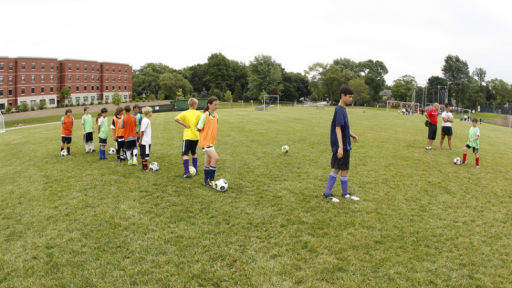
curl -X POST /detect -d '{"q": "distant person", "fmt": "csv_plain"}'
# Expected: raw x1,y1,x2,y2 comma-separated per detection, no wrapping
81,107,95,153
97,108,109,160
459,118,480,168
139,107,153,172
480,117,482,124
323,86,360,202
421,107,425,116
425,103,439,150
464,115,467,122
439,103,454,150
197,97,220,188
460,114,463,122
175,98,202,178
60,109,74,156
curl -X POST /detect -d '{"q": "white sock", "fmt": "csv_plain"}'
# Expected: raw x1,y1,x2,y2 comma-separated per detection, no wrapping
133,149,138,162
126,151,132,161
85,144,89,151
90,142,94,150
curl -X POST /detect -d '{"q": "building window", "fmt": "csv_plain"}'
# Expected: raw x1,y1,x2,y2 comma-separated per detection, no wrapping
106,76,109,81
96,76,99,81
76,75,79,81
41,75,45,82
68,75,71,81
32,75,35,82
41,63,45,70
105,95,109,101
106,66,109,72
76,86,79,92
97,66,99,72
32,63,35,69
118,86,121,91
124,95,127,100
49,99,55,105
84,65,87,71
21,76,25,82
9,64,13,71
41,87,45,93
0,103,4,110
67,98,71,104
75,97,80,103
68,86,71,90
83,96,88,102
9,89,13,96
50,86,54,93
105,86,108,91
125,77,127,82
112,86,115,91
119,67,121,72
112,67,115,73
21,88,25,95
96,86,99,91
91,96,95,102
51,75,54,82
84,86,87,92
31,87,35,94
0,76,2,83
76,64,80,71
22,63,25,70
0,63,3,70
91,86,95,91
84,75,87,81
68,64,71,71
0,89,3,96
125,68,127,73
92,65,95,71
51,63,54,70
30,100,36,107
9,76,12,84
124,86,127,91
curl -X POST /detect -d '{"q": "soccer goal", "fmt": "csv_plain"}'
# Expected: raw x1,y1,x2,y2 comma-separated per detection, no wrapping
0,110,5,133
255,95,279,111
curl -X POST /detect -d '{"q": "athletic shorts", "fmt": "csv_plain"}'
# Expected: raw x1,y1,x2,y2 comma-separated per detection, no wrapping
202,146,215,152
465,144,478,153
140,144,151,159
61,136,72,144
441,126,453,137
331,149,350,171
182,140,199,156
124,139,137,151
116,137,125,150
99,137,107,145
83,132,93,143
428,123,437,140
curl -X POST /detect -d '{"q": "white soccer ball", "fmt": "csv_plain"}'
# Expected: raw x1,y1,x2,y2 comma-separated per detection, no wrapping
282,145,289,154
214,179,228,192
189,166,196,176
108,148,116,154
454,157,461,165
149,162,159,171
60,150,68,157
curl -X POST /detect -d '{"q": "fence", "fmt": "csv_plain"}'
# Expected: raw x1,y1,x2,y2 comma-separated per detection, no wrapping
479,105,512,115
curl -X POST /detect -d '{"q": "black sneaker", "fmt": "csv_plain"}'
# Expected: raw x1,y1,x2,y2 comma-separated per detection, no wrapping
323,194,340,202
182,173,192,178
92,149,96,152
461,161,467,164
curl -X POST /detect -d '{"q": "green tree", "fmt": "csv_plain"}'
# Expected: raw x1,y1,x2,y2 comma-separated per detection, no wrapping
393,75,418,87
204,53,233,91
134,63,175,96
59,86,72,103
229,60,249,96
442,55,471,108
112,89,122,106
37,100,46,110
19,102,29,112
306,63,345,104
348,78,369,106
248,55,283,100
209,88,223,100
426,76,448,104
333,58,361,73
488,78,512,106
159,72,193,99
224,90,232,102
158,92,165,100
391,83,414,102
176,89,185,100
359,59,388,102
149,94,156,101
233,82,242,102
199,87,208,98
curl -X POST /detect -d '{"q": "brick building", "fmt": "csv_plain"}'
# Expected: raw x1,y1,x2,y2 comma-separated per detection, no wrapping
0,56,132,110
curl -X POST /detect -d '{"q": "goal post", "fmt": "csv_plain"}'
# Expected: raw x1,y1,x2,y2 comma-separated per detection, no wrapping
255,95,279,111
0,110,5,133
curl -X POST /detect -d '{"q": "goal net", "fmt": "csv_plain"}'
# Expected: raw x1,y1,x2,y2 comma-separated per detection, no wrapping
0,110,4,133
255,95,279,111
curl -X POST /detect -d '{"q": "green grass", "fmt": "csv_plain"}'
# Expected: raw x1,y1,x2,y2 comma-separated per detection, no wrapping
1,106,511,287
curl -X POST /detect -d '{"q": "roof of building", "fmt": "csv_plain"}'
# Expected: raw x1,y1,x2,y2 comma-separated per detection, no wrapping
14,56,59,60
379,89,392,96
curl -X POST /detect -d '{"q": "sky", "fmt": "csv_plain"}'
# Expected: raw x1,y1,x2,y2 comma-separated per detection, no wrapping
3,0,512,85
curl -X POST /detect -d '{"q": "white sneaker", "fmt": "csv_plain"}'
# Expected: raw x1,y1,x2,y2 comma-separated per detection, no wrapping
343,193,360,201
323,194,340,202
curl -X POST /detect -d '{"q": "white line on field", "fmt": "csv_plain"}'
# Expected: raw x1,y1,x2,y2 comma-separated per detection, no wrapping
5,120,77,131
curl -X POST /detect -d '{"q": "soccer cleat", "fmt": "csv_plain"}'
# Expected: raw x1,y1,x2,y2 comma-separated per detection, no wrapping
206,179,215,188
133,160,139,166
439,148,442,150
429,148,433,150
461,161,466,164
450,149,455,151
343,193,360,201
475,165,480,168
117,159,121,163
86,150,90,154
323,194,340,202
92,149,96,152
182,173,192,178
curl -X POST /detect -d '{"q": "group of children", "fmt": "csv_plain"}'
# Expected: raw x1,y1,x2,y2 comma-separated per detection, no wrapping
60,104,154,172
60,97,221,187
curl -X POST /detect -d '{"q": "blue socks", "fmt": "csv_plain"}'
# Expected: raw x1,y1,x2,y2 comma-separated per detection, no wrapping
324,171,338,196
209,166,216,182
340,176,349,196
192,157,198,171
183,159,189,174
100,148,105,159
204,167,210,184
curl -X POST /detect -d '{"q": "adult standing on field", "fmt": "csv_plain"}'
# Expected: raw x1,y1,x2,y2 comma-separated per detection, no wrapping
425,103,439,150
439,103,454,150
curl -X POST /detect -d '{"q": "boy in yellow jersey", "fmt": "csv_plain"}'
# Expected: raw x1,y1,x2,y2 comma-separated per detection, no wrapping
175,98,202,178
197,97,219,187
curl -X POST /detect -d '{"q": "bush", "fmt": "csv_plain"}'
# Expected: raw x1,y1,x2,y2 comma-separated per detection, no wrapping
129,99,133,103
158,93,165,100
65,104,69,107
98,101,103,105
90,101,94,105
105,100,109,104
37,101,47,110
5,105,13,114
70,103,75,107
149,94,156,101
142,99,146,102
81,103,86,106
15,105,21,112
19,102,29,112
31,105,36,111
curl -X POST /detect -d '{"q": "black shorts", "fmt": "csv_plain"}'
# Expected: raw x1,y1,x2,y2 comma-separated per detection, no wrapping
465,144,478,153
99,137,107,145
116,138,124,150
124,139,137,151
331,149,350,171
428,123,437,140
181,140,199,156
441,126,453,137
140,144,151,159
61,136,72,144
83,132,93,143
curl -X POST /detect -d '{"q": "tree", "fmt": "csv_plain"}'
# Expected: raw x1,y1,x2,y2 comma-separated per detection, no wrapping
472,68,487,87
442,55,471,108
176,89,185,100
393,75,417,87
204,53,233,91
149,94,156,101
233,82,242,102
159,72,193,99
488,78,512,106
359,60,388,102
224,90,232,102
247,55,283,100
59,86,72,103
112,89,122,106
209,88,223,100
348,78,369,106
133,63,175,96
306,63,346,104
391,83,414,102
158,92,165,100
426,76,448,104
199,87,208,98
333,58,361,74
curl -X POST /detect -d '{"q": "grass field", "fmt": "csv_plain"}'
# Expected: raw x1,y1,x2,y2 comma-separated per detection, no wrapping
1,106,511,287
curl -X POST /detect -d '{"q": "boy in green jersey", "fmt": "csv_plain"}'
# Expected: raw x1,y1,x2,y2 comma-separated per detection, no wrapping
81,107,95,153
97,108,109,160
461,118,480,167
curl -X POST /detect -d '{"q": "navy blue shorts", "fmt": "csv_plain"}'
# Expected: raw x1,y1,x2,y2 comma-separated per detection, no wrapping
140,144,151,159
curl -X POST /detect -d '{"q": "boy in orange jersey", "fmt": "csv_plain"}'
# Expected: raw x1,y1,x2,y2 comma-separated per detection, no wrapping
196,97,219,187
60,109,74,156
120,105,139,166
111,107,125,163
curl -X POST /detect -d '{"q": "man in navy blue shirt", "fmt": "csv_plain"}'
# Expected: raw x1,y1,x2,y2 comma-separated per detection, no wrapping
324,86,360,202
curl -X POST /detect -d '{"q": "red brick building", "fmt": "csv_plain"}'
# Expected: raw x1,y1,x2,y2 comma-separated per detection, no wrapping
0,56,132,110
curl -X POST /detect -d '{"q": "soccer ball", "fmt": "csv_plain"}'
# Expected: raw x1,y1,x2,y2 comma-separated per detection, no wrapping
149,162,159,171
214,179,228,192
108,148,116,154
454,157,461,165
282,145,289,154
189,166,196,176
60,150,68,157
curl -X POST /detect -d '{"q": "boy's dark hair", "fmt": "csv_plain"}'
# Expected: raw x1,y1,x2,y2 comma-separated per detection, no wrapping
96,112,102,122
445,103,450,108
472,118,478,123
133,104,140,109
203,97,218,113
340,85,354,97
101,108,108,113
115,107,124,116
65,109,72,115
124,105,131,113
83,106,89,112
